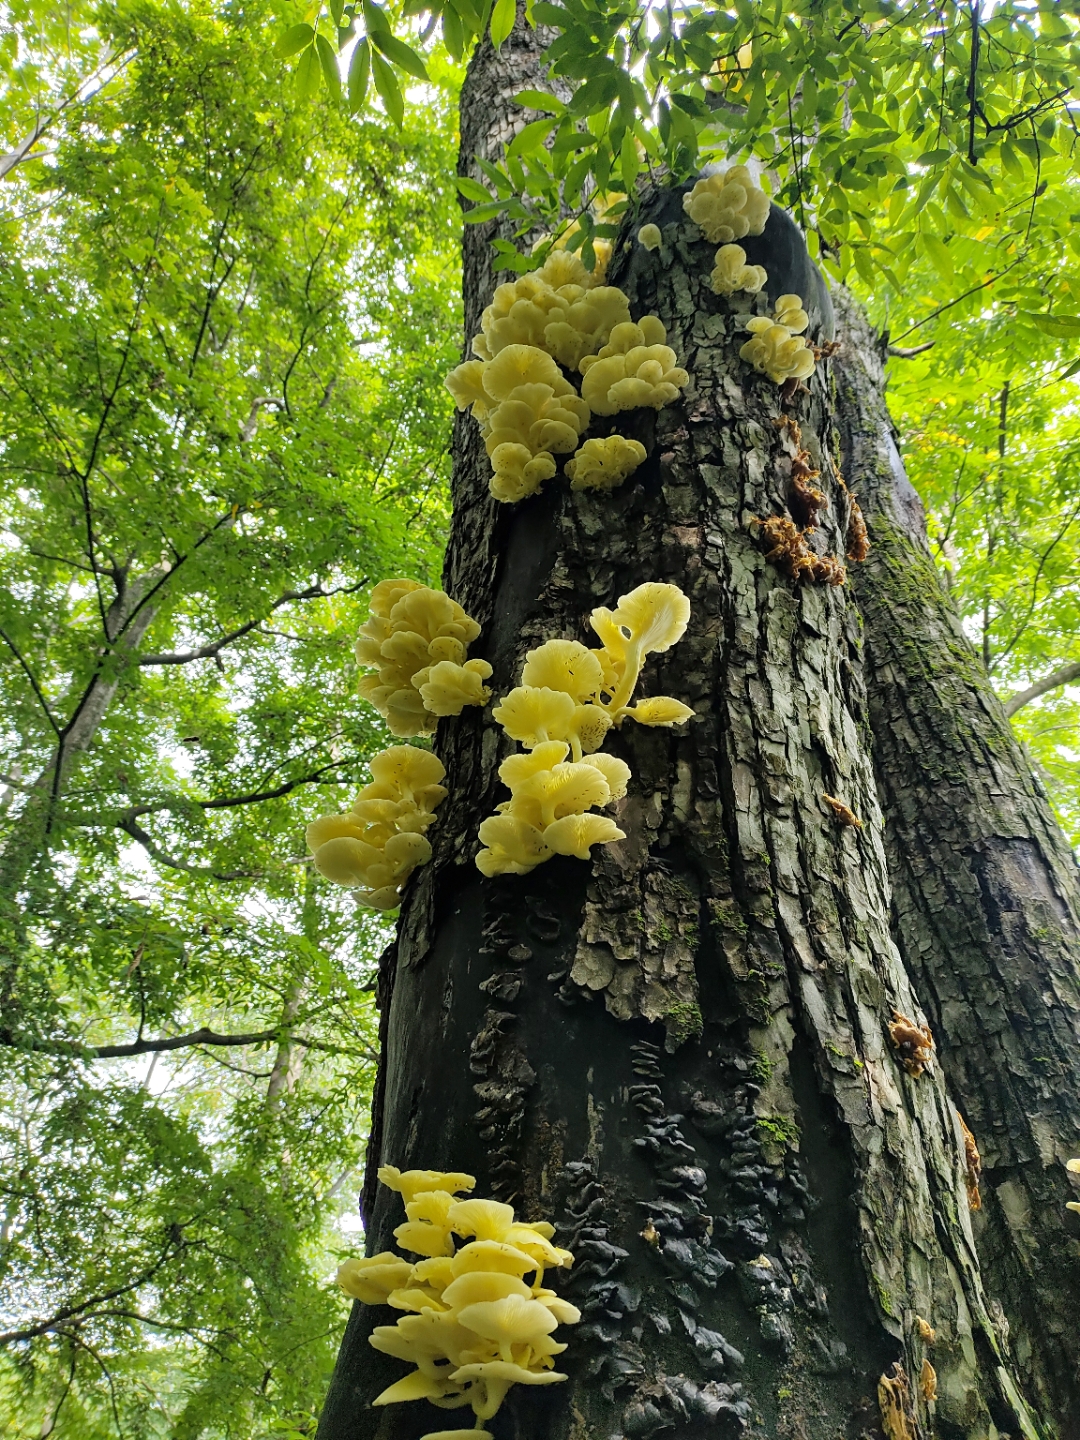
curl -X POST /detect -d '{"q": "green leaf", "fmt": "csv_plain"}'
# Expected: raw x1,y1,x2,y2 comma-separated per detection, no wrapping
369,30,429,80
514,88,567,114
1055,356,1080,384
463,200,509,224
456,176,493,202
274,23,314,58
922,234,954,280
1020,312,1080,337
329,0,346,25
619,127,639,193
507,117,557,158
296,44,322,99
361,0,392,34
316,35,342,104
348,37,371,110
442,4,465,59
370,48,404,126
490,0,516,48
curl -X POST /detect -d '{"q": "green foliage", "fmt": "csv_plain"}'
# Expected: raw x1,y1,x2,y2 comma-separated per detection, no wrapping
0,0,461,1430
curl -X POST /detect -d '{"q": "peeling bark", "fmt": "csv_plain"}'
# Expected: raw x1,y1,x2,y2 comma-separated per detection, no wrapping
834,289,1080,1435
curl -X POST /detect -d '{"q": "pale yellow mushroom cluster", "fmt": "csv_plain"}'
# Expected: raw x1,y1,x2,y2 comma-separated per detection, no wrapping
683,164,771,243
637,222,662,251
476,583,693,877
305,746,447,908
1068,1157,1080,1214
564,435,647,492
709,242,768,297
355,579,491,737
740,294,816,384
444,248,688,505
338,1167,578,1433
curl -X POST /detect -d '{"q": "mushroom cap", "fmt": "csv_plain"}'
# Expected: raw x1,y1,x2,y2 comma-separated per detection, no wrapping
498,741,571,790
419,1432,494,1440
368,578,424,618
608,581,691,654
368,745,447,795
637,222,662,250
378,1166,476,1202
570,704,614,754
449,1360,567,1386
447,1197,516,1241
534,1289,582,1324
582,751,631,799
311,835,381,887
337,1253,416,1303
417,660,491,717
492,686,576,747
305,814,366,854
543,813,625,860
456,1295,559,1345
450,1240,539,1277
622,696,695,727
406,1189,459,1226
521,639,604,701
475,815,552,876
441,1272,532,1310
565,435,646,491
516,761,611,821
372,1369,461,1406
394,1219,456,1258
482,344,564,400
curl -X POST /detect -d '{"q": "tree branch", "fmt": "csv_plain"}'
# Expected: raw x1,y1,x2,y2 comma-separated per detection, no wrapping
0,626,62,736
0,1025,375,1062
0,1241,178,1346
136,578,367,666
116,815,256,880
1002,661,1080,717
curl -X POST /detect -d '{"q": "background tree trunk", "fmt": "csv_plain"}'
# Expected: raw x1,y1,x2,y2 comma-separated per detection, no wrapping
833,292,1080,1435
317,27,1059,1440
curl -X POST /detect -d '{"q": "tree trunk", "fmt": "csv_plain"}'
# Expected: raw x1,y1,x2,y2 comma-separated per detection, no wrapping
317,27,1060,1440
833,291,1080,1435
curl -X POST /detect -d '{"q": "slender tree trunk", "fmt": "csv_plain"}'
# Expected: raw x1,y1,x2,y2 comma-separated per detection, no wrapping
833,290,1080,1435
317,28,1061,1440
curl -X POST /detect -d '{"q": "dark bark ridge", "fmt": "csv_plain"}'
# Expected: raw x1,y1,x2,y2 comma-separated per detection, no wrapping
834,291,1080,1436
319,160,1051,1440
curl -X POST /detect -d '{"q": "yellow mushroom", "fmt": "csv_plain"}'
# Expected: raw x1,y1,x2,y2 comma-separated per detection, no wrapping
773,293,809,333
492,686,577,747
637,222,662,251
337,1253,416,1304
618,696,695,726
475,814,553,877
739,317,816,384
580,344,689,416
565,435,647,492
521,639,605,700
682,164,770,243
543,812,625,859
709,242,768,296
378,1167,476,1202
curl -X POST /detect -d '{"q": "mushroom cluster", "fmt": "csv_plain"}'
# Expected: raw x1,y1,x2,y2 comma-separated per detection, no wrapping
1066,1157,1079,1214
355,579,491,737
740,294,816,385
683,164,771,243
477,582,693,877
565,434,647,492
709,242,768,297
337,1167,578,1434
445,248,688,504
305,746,447,908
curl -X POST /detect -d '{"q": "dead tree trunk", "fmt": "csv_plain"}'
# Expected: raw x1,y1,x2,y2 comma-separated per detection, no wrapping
833,290,1080,1436
316,26,1063,1440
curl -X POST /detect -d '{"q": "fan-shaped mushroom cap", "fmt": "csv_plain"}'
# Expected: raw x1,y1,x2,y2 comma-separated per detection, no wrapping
534,1289,582,1324
489,443,557,504
516,761,611,823
416,659,493,717
337,1253,416,1303
565,434,646,491
739,321,815,384
372,1369,460,1406
420,1432,494,1440
609,582,691,654
569,704,614,754
637,223,662,251
543,813,625,859
378,1167,476,1202
773,293,809,334
622,696,695,726
368,578,424,618
369,745,447,796
498,741,571,790
521,639,604,700
482,344,564,400
305,814,366,853
475,815,552,877
709,242,768,297
457,1295,560,1345
447,1197,517,1241
444,359,492,418
394,1219,456,1258
383,831,433,871
311,836,381,887
405,1189,459,1226
386,1285,451,1312
440,1272,532,1310
492,686,577,746
449,1360,567,1386
582,752,631,799
450,1241,539,1277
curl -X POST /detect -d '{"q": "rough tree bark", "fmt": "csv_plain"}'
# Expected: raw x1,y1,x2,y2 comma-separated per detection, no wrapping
833,295,1080,1435
317,24,1072,1440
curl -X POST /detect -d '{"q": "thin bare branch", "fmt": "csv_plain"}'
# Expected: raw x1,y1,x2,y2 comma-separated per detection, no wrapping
1002,661,1080,717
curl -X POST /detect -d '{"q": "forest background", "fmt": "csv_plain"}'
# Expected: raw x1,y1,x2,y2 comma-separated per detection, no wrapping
0,0,1078,1435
